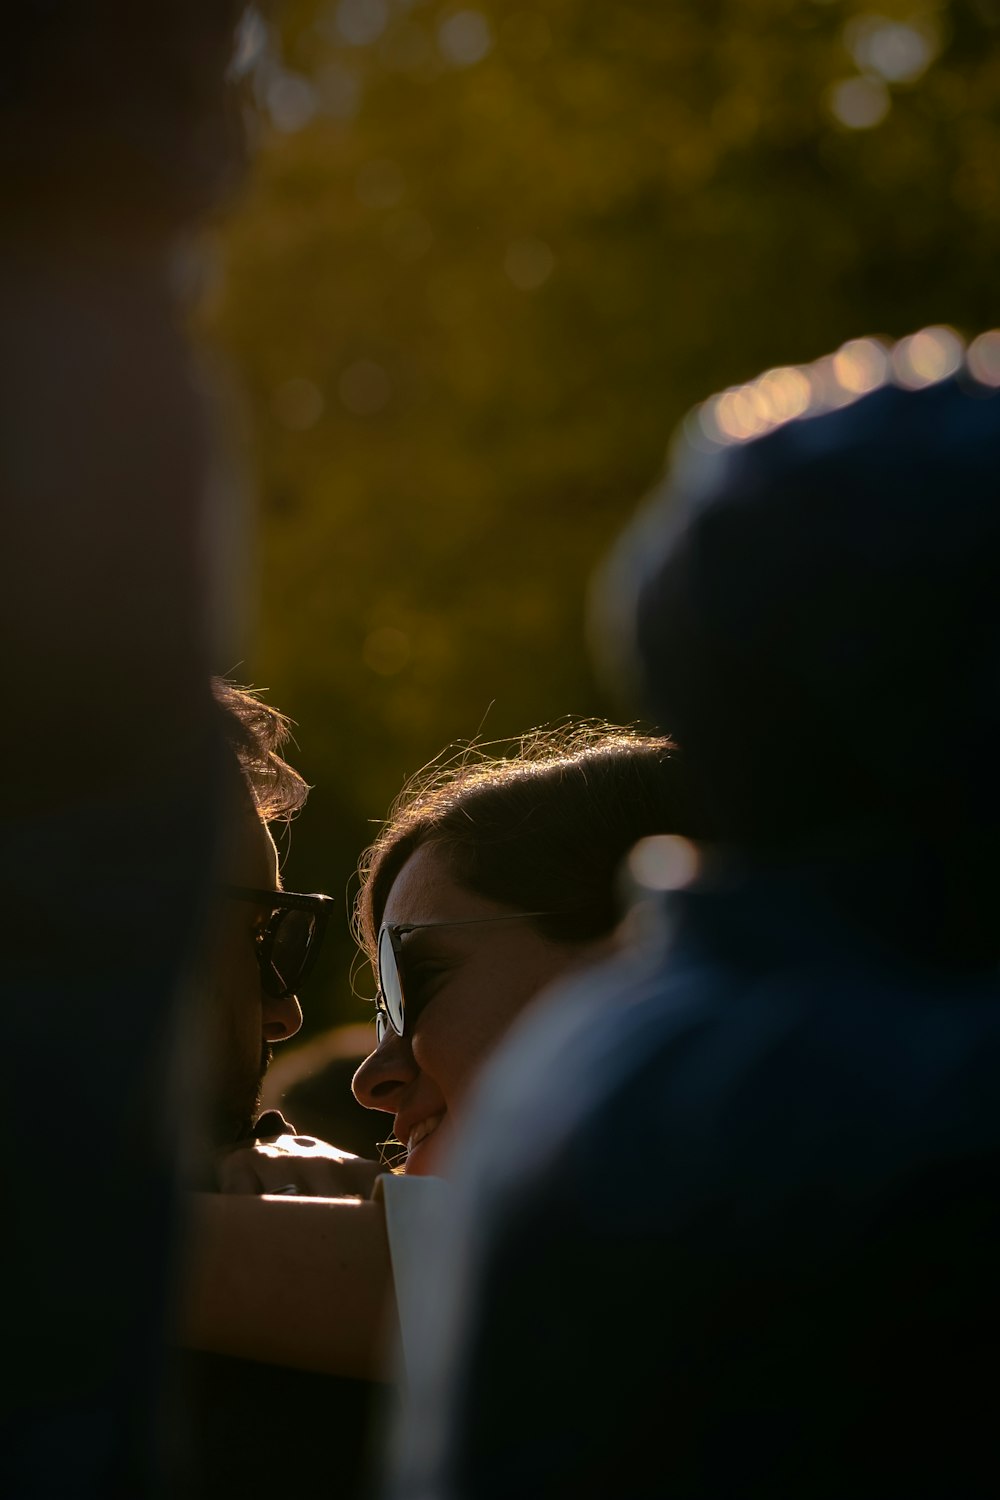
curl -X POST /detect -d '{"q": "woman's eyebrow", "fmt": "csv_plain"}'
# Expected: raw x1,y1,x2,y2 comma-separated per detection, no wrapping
398,927,461,956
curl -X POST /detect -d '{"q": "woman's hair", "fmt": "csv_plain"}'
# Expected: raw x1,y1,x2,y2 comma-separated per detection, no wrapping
211,677,309,823
354,722,698,966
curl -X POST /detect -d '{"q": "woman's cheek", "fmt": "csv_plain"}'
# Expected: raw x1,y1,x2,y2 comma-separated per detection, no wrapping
409,1019,440,1074
410,1010,461,1092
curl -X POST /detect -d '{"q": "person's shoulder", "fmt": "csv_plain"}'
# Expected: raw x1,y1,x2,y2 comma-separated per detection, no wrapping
453,931,1000,1239
445,933,714,1202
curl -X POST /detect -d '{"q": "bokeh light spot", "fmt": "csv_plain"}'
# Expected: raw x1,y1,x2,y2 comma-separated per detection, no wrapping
267,73,318,133
438,10,493,68
334,0,389,48
272,378,325,431
504,237,555,290
714,387,765,442
967,330,1000,387
339,360,391,415
891,325,963,388
828,75,891,129
363,627,411,676
627,835,700,892
754,366,812,423
832,337,889,394
695,400,726,446
846,16,938,83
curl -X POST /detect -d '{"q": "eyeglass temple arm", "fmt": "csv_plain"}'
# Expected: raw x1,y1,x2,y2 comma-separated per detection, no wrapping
389,911,556,937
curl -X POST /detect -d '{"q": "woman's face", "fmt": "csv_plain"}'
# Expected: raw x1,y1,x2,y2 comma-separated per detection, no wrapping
351,843,610,1175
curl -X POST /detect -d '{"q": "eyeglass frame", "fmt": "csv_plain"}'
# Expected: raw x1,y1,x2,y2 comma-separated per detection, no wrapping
375,911,558,1043
222,885,334,1000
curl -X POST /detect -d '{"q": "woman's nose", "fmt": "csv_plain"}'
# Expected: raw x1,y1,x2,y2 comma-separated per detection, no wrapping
352,1031,417,1113
262,991,303,1043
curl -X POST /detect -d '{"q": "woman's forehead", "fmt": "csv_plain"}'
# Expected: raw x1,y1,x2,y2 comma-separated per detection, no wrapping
382,843,507,929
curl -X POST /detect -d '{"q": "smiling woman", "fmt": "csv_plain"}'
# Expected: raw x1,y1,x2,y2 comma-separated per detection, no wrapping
359,858,597,1173
351,723,702,1174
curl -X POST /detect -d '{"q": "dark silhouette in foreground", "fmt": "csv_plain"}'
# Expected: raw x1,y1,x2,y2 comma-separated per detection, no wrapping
2,8,251,1494
389,341,1000,1498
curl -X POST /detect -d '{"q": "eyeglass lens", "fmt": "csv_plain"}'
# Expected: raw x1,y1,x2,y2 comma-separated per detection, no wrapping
377,925,405,1040
264,908,316,998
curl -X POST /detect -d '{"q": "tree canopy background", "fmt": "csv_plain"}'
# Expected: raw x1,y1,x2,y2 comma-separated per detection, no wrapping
200,0,1000,1031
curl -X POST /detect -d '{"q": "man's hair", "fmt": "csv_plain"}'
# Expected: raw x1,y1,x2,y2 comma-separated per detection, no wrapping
212,677,308,823
354,721,699,966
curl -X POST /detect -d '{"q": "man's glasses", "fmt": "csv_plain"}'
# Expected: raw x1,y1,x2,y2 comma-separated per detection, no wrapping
375,912,555,1043
224,886,334,1000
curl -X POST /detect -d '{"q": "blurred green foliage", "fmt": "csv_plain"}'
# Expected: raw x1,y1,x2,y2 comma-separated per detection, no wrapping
201,0,1000,1029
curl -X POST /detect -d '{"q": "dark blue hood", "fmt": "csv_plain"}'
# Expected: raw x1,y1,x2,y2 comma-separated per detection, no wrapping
595,364,1000,850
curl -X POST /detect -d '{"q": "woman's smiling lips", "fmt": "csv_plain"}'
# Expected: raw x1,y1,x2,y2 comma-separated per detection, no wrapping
397,1110,446,1170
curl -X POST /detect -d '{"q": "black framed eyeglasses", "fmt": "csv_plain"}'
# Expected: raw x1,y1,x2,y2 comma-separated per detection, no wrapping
375,912,555,1043
223,886,334,1000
